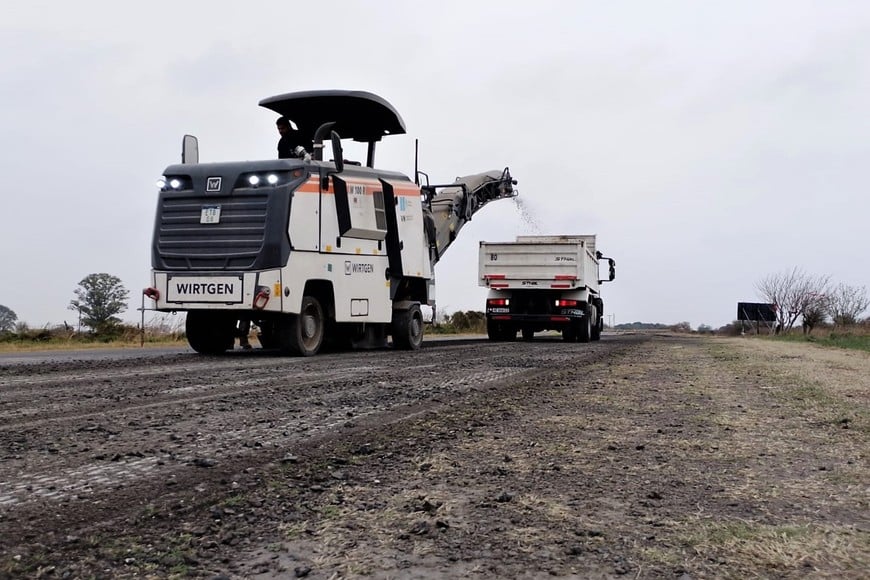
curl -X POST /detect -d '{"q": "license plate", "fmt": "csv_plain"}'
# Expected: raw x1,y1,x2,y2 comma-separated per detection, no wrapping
167,276,243,303
200,205,221,224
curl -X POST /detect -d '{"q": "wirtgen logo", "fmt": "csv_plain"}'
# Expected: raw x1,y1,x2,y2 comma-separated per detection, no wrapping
206,177,222,192
345,261,374,275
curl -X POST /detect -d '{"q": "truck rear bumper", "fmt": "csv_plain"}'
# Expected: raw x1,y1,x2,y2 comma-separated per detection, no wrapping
487,312,587,327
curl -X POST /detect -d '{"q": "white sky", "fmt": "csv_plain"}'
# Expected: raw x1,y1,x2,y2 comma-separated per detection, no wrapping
1,0,868,330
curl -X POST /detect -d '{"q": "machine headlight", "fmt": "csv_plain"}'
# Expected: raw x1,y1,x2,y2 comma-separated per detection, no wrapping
237,171,290,188
157,175,194,192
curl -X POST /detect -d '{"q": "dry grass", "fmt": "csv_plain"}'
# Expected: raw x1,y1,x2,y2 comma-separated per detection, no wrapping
675,520,868,578
552,336,870,578
203,335,870,578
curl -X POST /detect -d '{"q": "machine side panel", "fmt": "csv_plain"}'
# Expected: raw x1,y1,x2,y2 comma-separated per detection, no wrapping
381,178,430,280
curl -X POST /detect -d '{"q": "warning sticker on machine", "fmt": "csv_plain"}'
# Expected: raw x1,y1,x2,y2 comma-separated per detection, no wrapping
167,276,243,303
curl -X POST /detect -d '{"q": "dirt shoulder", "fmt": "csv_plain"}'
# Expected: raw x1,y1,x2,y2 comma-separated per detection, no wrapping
2,334,867,579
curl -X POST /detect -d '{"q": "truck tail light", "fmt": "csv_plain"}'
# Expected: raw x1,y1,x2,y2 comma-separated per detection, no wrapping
487,298,510,307
555,299,578,307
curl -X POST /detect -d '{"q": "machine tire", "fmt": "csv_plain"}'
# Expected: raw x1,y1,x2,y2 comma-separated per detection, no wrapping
521,328,535,341
392,303,424,350
185,311,234,355
280,296,325,356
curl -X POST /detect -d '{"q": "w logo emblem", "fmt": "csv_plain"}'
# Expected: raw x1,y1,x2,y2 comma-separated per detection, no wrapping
206,177,222,192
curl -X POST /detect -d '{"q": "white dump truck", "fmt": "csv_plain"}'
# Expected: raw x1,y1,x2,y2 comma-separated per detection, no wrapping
145,90,517,356
478,235,615,342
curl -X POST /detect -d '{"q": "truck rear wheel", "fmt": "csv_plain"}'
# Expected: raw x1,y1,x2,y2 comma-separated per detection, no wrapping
280,296,325,356
591,317,602,341
185,311,234,355
521,328,535,341
577,311,592,343
392,304,424,350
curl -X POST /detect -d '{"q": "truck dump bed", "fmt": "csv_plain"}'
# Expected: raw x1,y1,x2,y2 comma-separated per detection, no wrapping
478,235,599,291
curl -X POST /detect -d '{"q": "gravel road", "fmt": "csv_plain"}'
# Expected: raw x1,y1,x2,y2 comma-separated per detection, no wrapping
1,334,867,579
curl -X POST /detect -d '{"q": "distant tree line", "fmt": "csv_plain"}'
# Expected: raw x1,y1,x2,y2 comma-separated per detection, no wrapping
755,267,869,334
613,322,671,330
431,310,487,334
2,273,132,343
6,267,865,344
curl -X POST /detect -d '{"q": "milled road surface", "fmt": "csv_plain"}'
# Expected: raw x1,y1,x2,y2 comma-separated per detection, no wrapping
0,338,536,512
0,334,867,579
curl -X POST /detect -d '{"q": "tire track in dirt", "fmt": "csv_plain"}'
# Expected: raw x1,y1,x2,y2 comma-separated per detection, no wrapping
0,337,633,579
0,343,552,511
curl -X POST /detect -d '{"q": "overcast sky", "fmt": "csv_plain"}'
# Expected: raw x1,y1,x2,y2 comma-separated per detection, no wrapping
2,0,868,330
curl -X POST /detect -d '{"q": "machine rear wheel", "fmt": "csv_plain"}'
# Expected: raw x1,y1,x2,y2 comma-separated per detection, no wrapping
279,296,325,356
185,311,234,355
521,328,535,341
392,304,424,350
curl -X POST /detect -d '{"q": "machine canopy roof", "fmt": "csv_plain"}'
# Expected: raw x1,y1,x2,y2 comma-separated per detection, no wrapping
259,90,406,143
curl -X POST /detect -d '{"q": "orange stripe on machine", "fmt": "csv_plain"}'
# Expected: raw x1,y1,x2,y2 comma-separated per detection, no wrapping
295,177,421,196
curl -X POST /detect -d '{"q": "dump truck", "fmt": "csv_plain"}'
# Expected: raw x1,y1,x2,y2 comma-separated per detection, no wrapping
478,235,615,342
145,90,517,356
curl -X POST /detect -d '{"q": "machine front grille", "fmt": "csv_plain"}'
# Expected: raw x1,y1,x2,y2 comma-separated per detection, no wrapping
156,194,269,270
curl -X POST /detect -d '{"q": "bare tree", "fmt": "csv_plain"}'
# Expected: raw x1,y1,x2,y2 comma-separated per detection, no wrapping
755,267,829,332
801,293,828,335
670,321,692,333
826,283,869,327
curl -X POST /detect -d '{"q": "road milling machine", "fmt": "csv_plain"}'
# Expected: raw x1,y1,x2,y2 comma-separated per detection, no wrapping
145,90,517,356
